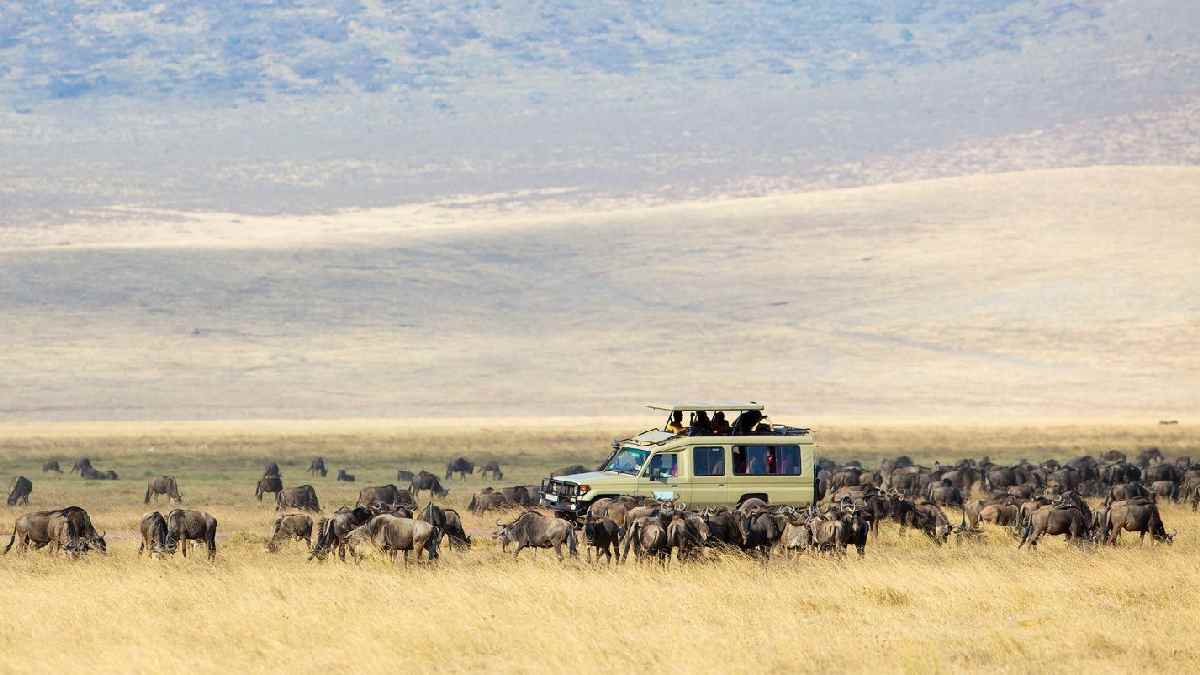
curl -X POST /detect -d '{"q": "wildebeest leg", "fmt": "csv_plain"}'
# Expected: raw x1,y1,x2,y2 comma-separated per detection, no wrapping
513,543,526,559
554,542,563,561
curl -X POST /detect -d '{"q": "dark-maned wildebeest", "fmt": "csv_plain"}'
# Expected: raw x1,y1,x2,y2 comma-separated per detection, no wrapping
445,457,474,480
309,506,374,561
276,485,320,512
396,469,415,482
1149,480,1178,502
809,514,847,555
1101,498,1175,545
356,484,417,512
70,457,93,474
7,476,32,506
1017,505,1090,549
468,491,511,513
620,515,668,564
410,472,449,499
336,469,355,482
911,503,952,545
928,479,964,508
480,461,503,481
495,511,578,560
702,508,746,549
583,514,621,563
553,464,590,477
1105,481,1151,506
739,509,781,559
666,510,708,562
165,509,218,560
256,475,284,501
345,514,440,566
42,461,61,473
308,457,328,478
45,513,83,557
264,462,281,478
138,511,169,557
499,485,535,506
144,476,182,504
80,466,119,480
267,513,314,552
4,506,106,555
418,503,471,550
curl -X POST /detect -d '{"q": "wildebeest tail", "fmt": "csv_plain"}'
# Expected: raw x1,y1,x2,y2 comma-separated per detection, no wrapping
144,484,152,504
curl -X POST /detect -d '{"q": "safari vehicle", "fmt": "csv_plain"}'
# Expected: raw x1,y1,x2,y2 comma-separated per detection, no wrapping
540,403,815,519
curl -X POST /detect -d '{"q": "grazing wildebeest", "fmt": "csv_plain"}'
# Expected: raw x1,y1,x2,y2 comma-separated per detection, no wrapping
144,476,182,504
5,506,106,555
309,506,374,561
336,469,355,482
554,464,590,477
410,472,449,500
44,513,83,557
263,462,281,478
41,461,61,473
356,484,417,512
345,514,440,566
495,511,578,560
267,513,314,552
1105,481,1151,506
138,511,169,557
308,457,328,478
69,457,93,474
396,469,415,482
480,461,503,481
165,509,218,560
256,475,284,501
445,457,474,480
418,503,471,550
911,502,952,545
469,491,511,513
276,485,320,512
1018,505,1090,549
583,514,621,563
1101,498,1175,545
620,515,669,564
7,476,32,506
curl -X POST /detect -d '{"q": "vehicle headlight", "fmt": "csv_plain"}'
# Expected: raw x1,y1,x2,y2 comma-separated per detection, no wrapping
578,484,590,495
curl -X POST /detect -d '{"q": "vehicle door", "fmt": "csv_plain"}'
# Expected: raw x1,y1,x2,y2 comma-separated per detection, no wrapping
689,445,730,506
637,451,689,503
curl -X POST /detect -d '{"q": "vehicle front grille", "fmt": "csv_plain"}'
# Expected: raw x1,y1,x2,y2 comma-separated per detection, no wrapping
542,479,578,498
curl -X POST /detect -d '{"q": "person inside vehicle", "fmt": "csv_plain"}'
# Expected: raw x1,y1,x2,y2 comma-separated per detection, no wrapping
690,411,712,435
711,411,731,435
666,411,686,434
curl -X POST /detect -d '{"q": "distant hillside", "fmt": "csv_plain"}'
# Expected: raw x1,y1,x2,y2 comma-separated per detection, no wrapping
1,167,1196,421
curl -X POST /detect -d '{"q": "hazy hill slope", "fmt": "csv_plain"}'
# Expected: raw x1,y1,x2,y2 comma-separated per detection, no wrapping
1,166,1196,421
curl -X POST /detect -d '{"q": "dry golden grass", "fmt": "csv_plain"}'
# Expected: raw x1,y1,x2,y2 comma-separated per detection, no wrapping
2,421,1198,673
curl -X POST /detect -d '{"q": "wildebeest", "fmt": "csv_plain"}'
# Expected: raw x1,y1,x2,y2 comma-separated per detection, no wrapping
7,476,32,506
44,513,83,557
263,462,281,478
702,508,747,549
480,461,503,480
267,513,314,552
778,517,813,559
4,506,106,555
80,466,119,480
276,485,320,512
41,461,61,473
138,511,169,557
410,471,449,499
911,502,952,545
445,457,474,480
469,491,511,513
483,485,536,506
494,511,578,560
965,496,1018,528
345,514,440,566
357,484,417,512
1017,505,1090,549
256,475,284,501
1136,447,1165,467
738,508,781,559
1100,498,1175,545
396,469,415,482
583,514,621,563
553,464,590,477
666,510,708,562
418,503,471,550
309,506,374,561
165,509,218,560
928,479,964,508
620,514,669,564
1149,480,1178,502
1105,481,1151,505
809,514,848,554
336,469,355,482
144,476,182,504
308,457,328,478
69,457,93,474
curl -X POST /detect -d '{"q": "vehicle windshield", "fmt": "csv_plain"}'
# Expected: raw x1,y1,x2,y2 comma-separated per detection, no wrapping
603,447,650,475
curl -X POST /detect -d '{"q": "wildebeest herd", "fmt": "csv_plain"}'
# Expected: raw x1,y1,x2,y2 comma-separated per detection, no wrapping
3,448,1191,565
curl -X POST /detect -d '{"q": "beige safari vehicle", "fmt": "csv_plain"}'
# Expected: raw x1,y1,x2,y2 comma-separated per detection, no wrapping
540,402,815,518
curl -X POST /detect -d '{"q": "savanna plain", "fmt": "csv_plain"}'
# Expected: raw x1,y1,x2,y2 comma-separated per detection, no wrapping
1,420,1196,674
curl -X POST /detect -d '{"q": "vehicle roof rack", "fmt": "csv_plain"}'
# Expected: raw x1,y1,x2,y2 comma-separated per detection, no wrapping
645,401,765,412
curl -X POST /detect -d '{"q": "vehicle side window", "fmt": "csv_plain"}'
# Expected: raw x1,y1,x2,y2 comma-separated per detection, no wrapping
647,453,679,481
693,446,725,476
734,445,802,475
